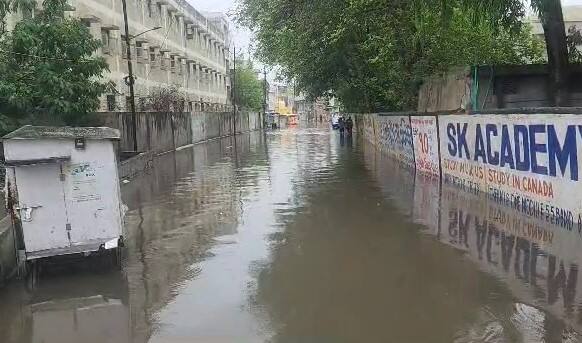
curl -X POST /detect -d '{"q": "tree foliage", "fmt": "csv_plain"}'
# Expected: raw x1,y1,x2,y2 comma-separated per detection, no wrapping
236,0,545,112
234,58,264,111
0,0,108,132
145,86,186,112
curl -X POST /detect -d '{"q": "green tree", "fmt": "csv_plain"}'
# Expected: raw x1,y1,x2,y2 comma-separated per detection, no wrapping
234,58,263,111
0,0,35,35
446,0,568,106
236,0,545,112
0,0,108,132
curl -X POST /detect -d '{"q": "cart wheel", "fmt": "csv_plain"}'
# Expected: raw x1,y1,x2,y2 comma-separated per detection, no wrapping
111,248,123,270
25,261,38,291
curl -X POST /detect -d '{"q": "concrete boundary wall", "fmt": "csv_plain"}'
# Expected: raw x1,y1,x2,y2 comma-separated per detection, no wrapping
191,111,262,144
101,111,263,153
359,111,582,233
100,111,192,154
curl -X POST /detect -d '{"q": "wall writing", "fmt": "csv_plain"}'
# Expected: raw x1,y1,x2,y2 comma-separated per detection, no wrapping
439,114,582,232
411,115,440,176
376,115,415,166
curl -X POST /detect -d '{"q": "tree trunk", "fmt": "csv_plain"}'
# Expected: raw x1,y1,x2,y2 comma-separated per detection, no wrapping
540,0,569,106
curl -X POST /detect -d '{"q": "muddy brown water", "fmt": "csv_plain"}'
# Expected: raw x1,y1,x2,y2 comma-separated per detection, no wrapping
0,127,581,343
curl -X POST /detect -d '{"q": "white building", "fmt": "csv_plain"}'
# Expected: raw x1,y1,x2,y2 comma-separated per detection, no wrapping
527,5,582,37
8,0,232,112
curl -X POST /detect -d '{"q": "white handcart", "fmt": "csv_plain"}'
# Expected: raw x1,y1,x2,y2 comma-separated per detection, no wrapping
3,126,126,279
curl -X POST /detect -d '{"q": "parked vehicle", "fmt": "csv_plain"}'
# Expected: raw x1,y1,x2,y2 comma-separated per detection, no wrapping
285,113,299,126
3,126,126,273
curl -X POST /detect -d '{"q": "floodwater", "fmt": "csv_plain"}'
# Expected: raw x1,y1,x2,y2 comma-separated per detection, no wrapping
1,126,582,343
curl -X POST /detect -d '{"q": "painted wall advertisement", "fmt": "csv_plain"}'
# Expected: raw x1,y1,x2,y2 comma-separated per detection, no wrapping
439,114,582,232
376,116,415,166
411,116,440,176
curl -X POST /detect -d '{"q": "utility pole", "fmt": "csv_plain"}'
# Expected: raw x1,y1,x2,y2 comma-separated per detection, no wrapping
263,67,267,128
232,45,236,136
121,0,138,153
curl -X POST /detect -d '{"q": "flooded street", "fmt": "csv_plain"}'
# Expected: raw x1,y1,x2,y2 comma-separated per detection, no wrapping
1,126,582,342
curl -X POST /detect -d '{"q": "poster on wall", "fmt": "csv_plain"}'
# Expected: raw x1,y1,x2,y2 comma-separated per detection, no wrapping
376,115,415,166
439,114,582,233
411,116,440,176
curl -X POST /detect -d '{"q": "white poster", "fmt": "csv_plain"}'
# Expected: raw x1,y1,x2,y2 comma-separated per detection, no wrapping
69,163,101,203
439,114,582,233
411,116,440,176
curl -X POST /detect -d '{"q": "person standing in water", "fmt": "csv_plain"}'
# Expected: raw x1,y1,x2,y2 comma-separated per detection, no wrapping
338,117,345,135
346,117,353,136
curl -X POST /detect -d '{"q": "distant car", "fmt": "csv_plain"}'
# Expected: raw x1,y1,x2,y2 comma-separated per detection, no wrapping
331,115,340,129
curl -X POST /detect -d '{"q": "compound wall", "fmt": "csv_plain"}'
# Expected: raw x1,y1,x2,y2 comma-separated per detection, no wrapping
359,112,582,232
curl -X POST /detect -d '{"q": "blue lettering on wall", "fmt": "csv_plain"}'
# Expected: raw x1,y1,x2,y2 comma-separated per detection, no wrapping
486,124,499,165
529,124,548,175
444,120,582,182
447,123,457,157
474,124,487,163
500,125,515,169
514,125,530,172
548,125,578,181
457,123,470,159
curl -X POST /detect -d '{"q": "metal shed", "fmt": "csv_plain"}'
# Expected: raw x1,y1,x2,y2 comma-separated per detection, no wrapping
3,126,126,262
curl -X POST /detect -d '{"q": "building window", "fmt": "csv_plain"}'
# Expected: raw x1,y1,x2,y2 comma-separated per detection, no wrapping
160,52,167,69
188,101,193,112
147,0,152,17
149,48,156,64
107,95,116,111
101,29,111,55
136,42,143,58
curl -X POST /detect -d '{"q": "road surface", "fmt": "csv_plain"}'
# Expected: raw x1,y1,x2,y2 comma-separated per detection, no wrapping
0,126,580,343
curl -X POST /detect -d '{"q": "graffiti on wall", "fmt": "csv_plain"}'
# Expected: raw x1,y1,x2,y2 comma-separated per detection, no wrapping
376,116,415,166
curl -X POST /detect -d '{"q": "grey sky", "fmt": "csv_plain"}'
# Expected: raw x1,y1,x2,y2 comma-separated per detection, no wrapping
188,0,252,55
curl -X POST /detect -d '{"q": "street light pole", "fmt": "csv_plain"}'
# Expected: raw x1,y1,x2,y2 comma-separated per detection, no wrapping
232,44,236,136
263,67,267,128
121,0,138,153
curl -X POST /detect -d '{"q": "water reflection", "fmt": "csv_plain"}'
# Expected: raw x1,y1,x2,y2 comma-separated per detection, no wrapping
0,132,271,343
363,140,582,341
122,133,270,342
1,127,582,343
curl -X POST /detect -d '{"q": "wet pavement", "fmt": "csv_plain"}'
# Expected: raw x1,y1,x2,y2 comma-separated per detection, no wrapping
1,126,582,342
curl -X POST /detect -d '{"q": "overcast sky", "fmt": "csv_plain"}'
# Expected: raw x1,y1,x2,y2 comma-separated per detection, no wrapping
188,0,252,55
